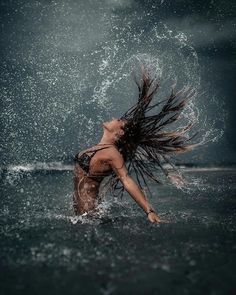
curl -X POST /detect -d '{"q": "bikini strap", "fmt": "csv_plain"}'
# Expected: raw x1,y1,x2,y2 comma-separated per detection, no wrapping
76,144,114,162
88,146,113,158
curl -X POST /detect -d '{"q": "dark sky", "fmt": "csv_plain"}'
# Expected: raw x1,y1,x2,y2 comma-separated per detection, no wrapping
0,0,235,165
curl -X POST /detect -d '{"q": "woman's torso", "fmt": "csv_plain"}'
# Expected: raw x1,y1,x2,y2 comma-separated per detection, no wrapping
73,145,114,214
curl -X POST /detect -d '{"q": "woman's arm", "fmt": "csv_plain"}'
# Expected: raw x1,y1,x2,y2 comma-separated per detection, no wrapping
109,149,163,223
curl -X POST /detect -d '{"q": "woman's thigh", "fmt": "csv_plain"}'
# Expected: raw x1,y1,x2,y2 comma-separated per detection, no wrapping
74,176,99,214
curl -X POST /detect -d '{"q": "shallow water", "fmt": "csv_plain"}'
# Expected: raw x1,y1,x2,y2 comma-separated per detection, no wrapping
0,168,236,295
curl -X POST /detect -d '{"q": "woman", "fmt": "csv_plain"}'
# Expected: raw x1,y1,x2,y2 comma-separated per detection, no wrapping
74,69,197,223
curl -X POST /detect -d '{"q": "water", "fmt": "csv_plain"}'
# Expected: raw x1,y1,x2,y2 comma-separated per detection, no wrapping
1,2,234,294
0,167,235,294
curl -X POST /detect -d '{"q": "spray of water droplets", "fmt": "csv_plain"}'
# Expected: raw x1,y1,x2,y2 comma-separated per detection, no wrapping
0,2,225,192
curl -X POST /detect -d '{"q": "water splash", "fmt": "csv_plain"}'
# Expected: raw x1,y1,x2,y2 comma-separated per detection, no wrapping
1,7,224,165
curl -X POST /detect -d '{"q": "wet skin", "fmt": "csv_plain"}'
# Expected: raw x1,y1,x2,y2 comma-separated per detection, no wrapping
74,118,163,223
73,146,113,214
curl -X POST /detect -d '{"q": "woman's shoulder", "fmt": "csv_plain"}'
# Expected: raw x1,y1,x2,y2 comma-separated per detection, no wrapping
105,145,124,160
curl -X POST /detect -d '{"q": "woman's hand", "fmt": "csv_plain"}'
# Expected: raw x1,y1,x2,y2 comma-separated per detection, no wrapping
147,212,165,223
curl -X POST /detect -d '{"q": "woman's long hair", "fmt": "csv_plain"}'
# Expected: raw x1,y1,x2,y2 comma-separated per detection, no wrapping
106,67,198,197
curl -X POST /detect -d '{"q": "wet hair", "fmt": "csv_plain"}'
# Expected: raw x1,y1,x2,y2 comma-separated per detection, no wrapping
106,68,198,197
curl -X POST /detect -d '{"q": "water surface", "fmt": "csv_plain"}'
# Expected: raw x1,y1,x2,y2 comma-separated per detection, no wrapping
0,168,235,295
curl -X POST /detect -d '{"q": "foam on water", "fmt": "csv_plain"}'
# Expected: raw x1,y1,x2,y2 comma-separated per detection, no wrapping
2,163,235,173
